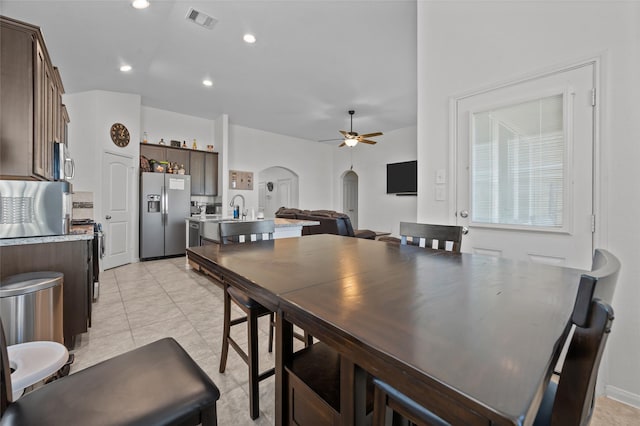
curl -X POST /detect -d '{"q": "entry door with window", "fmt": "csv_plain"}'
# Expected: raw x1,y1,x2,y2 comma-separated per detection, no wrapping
456,63,595,268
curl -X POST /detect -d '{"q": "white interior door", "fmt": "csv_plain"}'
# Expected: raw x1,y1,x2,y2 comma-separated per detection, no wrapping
277,178,292,210
258,182,266,212
343,171,359,229
455,63,595,269
102,152,133,269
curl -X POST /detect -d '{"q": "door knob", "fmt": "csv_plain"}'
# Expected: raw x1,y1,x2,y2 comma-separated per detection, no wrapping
460,210,469,218
105,215,112,220
462,226,469,235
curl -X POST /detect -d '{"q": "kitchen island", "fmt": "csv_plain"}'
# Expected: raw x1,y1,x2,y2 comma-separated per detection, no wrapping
185,217,320,246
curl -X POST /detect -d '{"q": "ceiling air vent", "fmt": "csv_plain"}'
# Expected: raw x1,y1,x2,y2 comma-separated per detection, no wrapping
185,7,218,30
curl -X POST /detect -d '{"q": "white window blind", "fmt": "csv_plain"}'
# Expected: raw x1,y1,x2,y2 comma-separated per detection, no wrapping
471,94,564,228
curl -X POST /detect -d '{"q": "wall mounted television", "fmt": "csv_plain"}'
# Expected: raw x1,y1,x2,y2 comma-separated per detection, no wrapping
386,160,417,195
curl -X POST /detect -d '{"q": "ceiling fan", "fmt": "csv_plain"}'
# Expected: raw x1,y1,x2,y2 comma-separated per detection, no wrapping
323,110,383,147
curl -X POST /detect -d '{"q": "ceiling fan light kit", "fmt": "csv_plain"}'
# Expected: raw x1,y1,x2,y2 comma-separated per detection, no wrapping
336,110,383,147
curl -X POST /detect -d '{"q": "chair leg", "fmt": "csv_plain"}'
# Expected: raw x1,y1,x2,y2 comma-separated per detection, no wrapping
268,312,275,353
248,309,260,419
219,285,231,374
304,331,313,347
201,404,218,426
373,384,387,426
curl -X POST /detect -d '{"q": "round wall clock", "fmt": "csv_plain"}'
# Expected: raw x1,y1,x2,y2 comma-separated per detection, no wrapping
110,123,130,147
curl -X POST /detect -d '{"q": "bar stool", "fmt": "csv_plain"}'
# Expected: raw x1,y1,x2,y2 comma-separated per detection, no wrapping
217,220,276,420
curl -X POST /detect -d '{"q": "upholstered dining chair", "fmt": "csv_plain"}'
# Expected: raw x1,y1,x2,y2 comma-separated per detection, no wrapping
217,220,276,420
371,249,621,426
0,318,220,425
380,222,463,252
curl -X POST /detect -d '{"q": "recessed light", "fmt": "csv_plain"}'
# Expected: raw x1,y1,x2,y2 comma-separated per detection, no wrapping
120,65,132,72
243,34,256,44
202,79,213,87
131,0,150,9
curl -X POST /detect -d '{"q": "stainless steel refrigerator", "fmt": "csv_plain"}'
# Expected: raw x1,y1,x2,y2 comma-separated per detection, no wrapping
140,173,191,259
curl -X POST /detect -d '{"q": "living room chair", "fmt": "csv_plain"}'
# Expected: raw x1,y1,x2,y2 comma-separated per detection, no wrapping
371,248,621,426
0,318,220,425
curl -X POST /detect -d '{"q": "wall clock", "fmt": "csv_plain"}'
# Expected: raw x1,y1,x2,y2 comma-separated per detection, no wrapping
110,123,130,147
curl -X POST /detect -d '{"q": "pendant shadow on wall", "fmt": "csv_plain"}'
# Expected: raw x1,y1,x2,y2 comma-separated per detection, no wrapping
257,166,299,218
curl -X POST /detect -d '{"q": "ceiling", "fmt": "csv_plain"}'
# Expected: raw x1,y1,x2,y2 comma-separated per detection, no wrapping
1,0,417,144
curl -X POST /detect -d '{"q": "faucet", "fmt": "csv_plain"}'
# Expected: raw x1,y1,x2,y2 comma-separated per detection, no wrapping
230,194,246,220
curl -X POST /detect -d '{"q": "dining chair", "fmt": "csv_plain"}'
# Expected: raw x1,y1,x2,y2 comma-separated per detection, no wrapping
371,248,621,426
0,318,220,425
399,222,463,252
217,220,280,419
380,222,463,252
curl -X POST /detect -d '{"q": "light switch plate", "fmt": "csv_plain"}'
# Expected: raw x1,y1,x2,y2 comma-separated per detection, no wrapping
435,185,446,201
436,169,446,184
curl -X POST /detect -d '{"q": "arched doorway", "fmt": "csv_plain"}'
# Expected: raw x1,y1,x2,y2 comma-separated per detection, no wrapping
342,170,359,229
257,166,299,218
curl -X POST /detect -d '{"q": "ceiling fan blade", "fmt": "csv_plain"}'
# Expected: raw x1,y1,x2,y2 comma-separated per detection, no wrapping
339,142,347,147
358,132,383,139
318,138,343,142
359,139,377,145
339,130,350,138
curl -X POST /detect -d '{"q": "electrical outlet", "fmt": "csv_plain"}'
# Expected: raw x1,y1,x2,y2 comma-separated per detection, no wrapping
435,185,446,201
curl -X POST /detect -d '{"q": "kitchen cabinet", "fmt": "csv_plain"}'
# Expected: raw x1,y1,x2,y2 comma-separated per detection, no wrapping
171,149,190,174
1,16,65,181
190,151,218,196
140,144,191,174
140,144,217,195
204,152,218,195
140,144,167,162
60,104,70,145
0,238,92,349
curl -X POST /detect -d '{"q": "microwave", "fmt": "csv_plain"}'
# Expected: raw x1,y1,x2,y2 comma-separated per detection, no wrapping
0,180,71,238
53,142,75,181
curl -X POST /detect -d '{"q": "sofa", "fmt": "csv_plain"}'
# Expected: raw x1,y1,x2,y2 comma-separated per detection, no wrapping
275,207,376,239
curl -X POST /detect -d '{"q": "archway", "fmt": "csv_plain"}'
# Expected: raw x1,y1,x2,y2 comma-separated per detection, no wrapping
342,170,359,229
257,166,299,218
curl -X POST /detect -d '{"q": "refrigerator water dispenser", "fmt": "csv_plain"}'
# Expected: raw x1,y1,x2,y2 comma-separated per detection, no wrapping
147,195,161,213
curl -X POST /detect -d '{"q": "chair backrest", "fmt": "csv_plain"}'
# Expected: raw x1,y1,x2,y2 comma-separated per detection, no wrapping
552,299,615,426
399,222,463,252
571,249,621,327
218,220,275,244
1,318,14,413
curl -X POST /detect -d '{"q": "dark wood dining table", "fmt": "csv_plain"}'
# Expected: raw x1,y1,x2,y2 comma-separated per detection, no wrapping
187,234,582,425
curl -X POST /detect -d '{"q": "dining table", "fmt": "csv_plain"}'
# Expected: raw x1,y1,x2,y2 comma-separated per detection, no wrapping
186,234,583,425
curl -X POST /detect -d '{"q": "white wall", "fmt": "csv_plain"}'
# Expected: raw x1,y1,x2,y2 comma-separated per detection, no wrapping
65,90,141,265
332,126,417,236
141,106,215,151
418,1,640,407
226,123,333,217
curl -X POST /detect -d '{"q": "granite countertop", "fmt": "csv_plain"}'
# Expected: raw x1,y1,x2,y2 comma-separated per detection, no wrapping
0,233,94,247
186,217,319,227
273,218,320,227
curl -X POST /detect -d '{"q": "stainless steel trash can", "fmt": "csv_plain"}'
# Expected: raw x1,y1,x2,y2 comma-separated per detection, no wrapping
0,271,64,345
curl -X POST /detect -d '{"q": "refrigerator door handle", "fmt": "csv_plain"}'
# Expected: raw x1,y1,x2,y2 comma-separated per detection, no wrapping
161,186,166,226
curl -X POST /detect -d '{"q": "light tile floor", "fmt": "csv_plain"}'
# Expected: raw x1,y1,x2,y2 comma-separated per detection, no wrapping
69,257,639,425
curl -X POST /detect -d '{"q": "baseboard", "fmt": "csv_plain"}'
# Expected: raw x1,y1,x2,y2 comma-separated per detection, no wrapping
605,385,640,409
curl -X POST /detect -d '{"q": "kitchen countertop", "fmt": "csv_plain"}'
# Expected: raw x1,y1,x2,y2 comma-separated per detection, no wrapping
0,233,94,247
186,217,320,227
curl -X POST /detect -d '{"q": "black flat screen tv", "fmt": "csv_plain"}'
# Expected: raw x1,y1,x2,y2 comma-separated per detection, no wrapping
386,160,417,195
